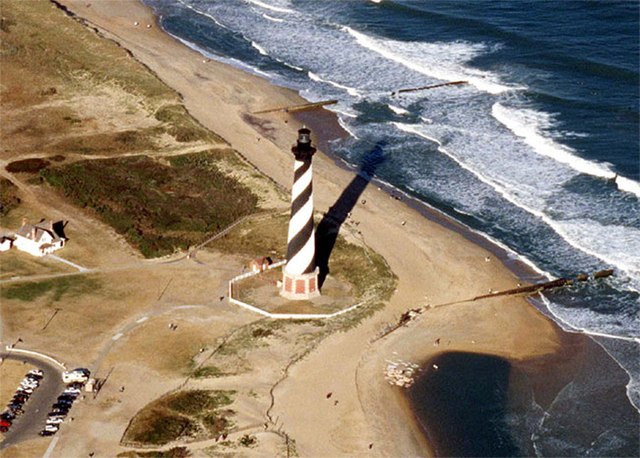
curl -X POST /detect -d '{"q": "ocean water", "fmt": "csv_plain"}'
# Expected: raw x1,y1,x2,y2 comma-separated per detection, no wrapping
143,0,639,454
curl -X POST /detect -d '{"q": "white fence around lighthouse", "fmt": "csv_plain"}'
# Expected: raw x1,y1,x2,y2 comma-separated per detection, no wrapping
227,261,367,320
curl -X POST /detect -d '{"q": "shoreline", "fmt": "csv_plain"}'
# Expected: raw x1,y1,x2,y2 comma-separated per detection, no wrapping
50,1,622,457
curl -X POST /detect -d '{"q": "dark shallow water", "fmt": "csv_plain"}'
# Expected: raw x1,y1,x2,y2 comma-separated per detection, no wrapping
408,345,640,457
408,352,520,457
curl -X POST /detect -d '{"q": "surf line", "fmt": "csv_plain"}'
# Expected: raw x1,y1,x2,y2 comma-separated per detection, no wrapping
391,80,468,96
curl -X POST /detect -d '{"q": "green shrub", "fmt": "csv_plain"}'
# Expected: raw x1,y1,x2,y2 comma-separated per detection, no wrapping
6,158,50,173
41,153,258,257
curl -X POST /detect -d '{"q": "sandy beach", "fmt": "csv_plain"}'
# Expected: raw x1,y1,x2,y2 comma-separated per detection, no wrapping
14,0,593,456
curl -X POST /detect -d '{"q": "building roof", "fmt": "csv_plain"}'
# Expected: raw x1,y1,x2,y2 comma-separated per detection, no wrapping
16,219,67,243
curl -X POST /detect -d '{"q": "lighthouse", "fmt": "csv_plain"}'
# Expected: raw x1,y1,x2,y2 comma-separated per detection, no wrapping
281,127,320,300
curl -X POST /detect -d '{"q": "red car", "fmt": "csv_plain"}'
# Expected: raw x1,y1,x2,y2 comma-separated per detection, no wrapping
0,418,11,432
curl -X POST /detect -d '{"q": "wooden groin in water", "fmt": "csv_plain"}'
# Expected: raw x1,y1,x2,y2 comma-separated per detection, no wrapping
372,269,614,343
471,269,614,301
252,99,338,115
391,80,468,96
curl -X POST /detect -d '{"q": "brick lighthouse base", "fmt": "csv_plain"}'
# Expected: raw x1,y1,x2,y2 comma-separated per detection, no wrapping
281,267,320,300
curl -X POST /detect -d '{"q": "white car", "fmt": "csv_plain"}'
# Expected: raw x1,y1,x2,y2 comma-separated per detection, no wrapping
46,417,64,425
27,369,44,377
61,368,90,384
43,424,59,432
20,380,38,389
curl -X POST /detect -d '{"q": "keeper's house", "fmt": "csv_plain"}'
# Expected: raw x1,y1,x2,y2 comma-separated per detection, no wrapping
14,219,67,257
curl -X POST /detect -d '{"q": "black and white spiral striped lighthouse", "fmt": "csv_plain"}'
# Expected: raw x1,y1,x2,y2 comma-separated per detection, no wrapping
281,127,320,300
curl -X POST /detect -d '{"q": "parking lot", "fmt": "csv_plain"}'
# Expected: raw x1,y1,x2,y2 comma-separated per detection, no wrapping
0,353,65,450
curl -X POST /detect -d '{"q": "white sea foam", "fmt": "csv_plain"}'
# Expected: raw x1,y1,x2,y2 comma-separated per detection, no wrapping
176,0,229,29
262,13,284,22
388,104,409,115
492,103,640,198
616,175,640,196
169,33,272,78
539,295,639,341
393,122,640,280
251,41,269,56
243,0,295,14
308,71,361,97
554,219,640,275
337,117,360,140
343,26,519,95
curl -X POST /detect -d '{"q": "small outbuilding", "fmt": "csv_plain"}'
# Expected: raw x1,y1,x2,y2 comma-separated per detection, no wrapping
14,219,67,257
249,256,272,273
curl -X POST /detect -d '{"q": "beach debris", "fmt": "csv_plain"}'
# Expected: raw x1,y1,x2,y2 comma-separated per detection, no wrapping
369,443,374,449
384,360,420,388
401,220,406,226
372,308,423,342
432,364,439,370
434,338,440,346
146,24,152,28
326,392,332,399
485,256,491,262
133,21,139,26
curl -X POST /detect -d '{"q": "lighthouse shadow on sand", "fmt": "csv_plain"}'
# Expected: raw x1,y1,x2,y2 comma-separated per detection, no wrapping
315,141,386,287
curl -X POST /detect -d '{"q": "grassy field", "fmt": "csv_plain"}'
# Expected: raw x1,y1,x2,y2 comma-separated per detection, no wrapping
122,390,236,446
40,152,258,257
0,275,101,302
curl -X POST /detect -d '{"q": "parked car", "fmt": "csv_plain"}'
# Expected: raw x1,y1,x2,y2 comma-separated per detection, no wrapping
49,409,68,417
52,402,71,411
0,425,8,433
63,388,81,396
62,368,90,384
8,406,23,416
0,411,15,422
46,417,64,425
43,424,59,433
0,419,11,429
12,395,28,404
27,369,44,377
39,429,55,436
20,379,38,387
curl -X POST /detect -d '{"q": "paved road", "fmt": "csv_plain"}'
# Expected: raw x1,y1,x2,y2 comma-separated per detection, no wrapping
0,353,65,450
